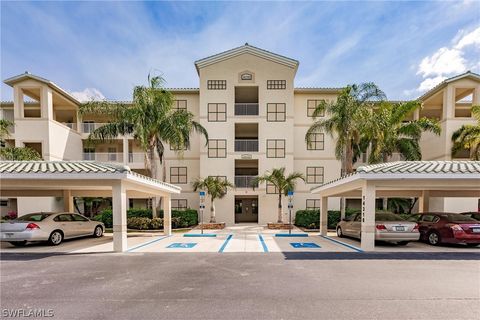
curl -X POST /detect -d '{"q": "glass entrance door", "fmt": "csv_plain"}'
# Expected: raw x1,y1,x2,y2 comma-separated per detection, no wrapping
234,197,258,223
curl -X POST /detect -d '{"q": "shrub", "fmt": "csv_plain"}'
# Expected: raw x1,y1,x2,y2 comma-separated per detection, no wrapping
94,208,198,229
295,208,359,229
127,217,151,230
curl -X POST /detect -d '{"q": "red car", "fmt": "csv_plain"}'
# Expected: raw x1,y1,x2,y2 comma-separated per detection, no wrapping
410,213,480,247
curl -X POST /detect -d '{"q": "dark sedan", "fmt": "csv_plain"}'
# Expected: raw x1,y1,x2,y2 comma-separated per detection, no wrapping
409,213,480,247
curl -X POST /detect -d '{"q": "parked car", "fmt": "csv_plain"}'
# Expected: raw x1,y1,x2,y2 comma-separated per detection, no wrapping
409,212,480,247
0,212,104,246
336,212,420,245
461,212,480,221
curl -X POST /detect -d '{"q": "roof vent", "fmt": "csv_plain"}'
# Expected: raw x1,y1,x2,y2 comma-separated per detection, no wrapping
245,42,249,46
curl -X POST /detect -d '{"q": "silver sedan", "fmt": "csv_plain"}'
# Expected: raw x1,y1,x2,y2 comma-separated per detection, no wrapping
0,212,104,246
336,212,420,245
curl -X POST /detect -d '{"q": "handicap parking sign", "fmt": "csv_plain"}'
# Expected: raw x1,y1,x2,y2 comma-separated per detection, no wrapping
290,242,321,249
167,243,197,249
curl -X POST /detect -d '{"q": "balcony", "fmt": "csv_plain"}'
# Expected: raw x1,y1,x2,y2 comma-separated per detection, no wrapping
235,139,259,152
235,175,258,188
234,103,259,116
81,122,108,134
62,122,78,131
83,152,123,162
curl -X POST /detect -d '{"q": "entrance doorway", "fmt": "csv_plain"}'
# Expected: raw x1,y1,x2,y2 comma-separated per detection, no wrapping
234,196,258,223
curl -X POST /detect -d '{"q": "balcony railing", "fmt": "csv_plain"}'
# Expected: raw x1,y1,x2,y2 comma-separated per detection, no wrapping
234,103,259,116
235,175,258,188
62,122,78,130
128,153,145,164
83,152,123,162
235,139,259,152
82,122,108,134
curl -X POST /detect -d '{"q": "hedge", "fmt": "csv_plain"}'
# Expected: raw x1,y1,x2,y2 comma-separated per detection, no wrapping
94,208,198,229
294,208,359,229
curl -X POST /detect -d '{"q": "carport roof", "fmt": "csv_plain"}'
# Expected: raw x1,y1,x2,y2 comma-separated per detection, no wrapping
311,161,480,194
0,161,181,194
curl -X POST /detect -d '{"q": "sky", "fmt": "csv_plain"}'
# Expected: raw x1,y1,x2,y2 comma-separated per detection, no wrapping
1,1,479,101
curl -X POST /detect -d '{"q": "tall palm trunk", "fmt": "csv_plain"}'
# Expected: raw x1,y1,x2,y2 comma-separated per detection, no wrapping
147,145,160,217
345,142,354,174
210,198,216,223
277,193,283,223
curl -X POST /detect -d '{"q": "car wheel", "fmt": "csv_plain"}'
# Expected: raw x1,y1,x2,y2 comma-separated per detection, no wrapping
48,230,63,246
8,241,27,247
336,227,344,237
397,241,410,246
466,243,479,247
427,231,441,246
93,226,103,238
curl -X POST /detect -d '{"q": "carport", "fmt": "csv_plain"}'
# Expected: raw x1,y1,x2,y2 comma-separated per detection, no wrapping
0,161,181,252
311,161,480,251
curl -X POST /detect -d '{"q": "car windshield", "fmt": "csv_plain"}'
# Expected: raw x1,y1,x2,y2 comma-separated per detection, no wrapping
16,213,52,221
444,214,477,222
376,212,405,221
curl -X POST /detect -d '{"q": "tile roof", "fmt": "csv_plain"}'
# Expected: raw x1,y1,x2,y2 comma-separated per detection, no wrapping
356,161,480,174
312,161,480,192
0,161,129,174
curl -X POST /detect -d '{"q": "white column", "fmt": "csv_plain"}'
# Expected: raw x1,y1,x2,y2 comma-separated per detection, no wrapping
163,195,172,236
13,86,24,119
112,181,127,252
41,86,54,119
419,190,430,213
122,137,129,165
361,181,376,251
320,196,328,236
340,197,346,220
63,190,74,212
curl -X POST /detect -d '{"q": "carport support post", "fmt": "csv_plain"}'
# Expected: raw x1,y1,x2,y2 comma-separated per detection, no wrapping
320,197,328,236
163,195,172,236
361,181,376,251
112,181,128,252
63,190,74,212
419,190,430,213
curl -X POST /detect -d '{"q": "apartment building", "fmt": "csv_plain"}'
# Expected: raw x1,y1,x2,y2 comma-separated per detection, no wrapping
1,44,479,222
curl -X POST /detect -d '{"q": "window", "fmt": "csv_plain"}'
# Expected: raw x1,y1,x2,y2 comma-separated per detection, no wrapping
207,80,227,90
173,100,187,111
208,103,227,122
172,199,188,210
306,199,320,210
267,103,286,122
72,214,89,221
266,183,278,194
0,200,7,206
170,167,187,184
54,214,74,222
307,99,325,117
83,148,95,160
108,147,117,161
307,133,324,150
306,166,324,184
266,139,285,158
267,80,286,90
208,139,227,158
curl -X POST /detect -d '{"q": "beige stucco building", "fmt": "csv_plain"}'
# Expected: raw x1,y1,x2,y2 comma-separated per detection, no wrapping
1,44,479,222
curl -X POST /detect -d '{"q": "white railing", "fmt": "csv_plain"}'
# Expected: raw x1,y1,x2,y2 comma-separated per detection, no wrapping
235,175,258,188
234,103,259,116
235,139,259,152
81,122,108,134
128,153,145,164
62,122,78,130
82,152,123,162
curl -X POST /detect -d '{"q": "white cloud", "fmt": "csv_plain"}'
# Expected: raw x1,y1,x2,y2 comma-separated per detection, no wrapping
411,26,480,93
70,88,105,102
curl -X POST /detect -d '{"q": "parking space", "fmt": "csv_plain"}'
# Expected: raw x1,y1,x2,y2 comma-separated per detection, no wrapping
327,232,480,252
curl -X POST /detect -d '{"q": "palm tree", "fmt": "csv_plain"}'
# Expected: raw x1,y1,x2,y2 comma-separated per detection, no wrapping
79,74,209,216
364,101,441,163
305,83,386,175
192,176,234,223
252,167,305,223
451,105,480,160
0,119,42,160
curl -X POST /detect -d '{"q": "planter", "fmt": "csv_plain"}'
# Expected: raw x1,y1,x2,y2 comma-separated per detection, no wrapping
197,222,226,229
267,223,293,230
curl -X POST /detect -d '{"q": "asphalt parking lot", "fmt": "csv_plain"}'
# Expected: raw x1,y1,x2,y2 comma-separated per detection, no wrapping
1,251,479,320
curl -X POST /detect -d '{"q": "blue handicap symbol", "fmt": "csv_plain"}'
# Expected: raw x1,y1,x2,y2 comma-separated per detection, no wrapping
290,242,321,249
167,243,197,249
